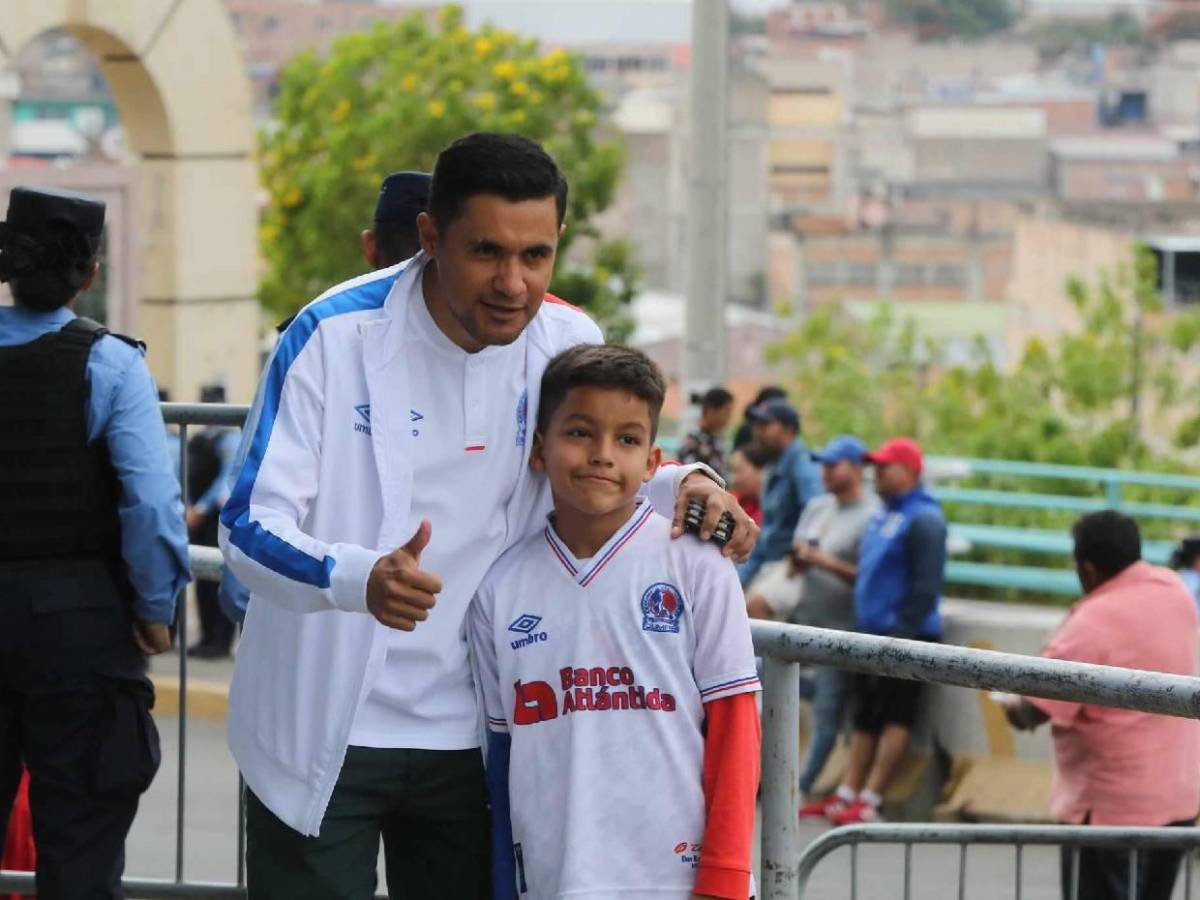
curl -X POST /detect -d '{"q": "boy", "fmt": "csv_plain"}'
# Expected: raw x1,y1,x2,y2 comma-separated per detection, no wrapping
468,345,761,900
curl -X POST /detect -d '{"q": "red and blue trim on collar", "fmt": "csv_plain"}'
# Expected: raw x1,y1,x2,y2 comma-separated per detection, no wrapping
543,500,654,587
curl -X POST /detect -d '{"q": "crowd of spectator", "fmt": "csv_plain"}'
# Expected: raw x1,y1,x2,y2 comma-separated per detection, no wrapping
677,389,948,826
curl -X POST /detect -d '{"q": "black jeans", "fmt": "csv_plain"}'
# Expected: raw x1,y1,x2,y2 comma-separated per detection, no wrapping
245,746,490,900
0,559,159,900
1060,818,1195,900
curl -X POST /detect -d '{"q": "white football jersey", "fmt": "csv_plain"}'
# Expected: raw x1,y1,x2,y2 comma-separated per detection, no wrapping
468,499,760,899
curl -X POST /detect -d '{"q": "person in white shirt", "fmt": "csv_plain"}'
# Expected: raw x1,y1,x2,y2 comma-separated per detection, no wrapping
469,344,761,900
218,133,758,898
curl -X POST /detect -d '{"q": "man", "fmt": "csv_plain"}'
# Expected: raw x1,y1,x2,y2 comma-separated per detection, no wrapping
219,133,755,897
739,398,822,609
784,435,877,805
360,171,430,270
0,186,190,897
185,383,240,658
817,437,945,825
271,171,433,339
1002,511,1200,900
220,171,435,627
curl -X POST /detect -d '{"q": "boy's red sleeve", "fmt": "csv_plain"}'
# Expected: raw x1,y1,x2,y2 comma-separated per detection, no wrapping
694,692,761,899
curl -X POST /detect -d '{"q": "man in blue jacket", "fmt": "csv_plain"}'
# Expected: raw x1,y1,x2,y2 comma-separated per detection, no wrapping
738,399,822,610
813,437,946,825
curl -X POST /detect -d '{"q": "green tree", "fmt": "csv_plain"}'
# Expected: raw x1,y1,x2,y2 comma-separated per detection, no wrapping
773,245,1200,464
258,5,634,339
769,245,1200,599
885,0,1014,39
1032,12,1145,59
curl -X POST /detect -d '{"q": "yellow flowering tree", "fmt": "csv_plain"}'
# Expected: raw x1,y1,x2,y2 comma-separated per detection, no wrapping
259,5,634,338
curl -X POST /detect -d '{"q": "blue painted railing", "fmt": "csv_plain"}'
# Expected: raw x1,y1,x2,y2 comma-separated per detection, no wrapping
926,456,1200,597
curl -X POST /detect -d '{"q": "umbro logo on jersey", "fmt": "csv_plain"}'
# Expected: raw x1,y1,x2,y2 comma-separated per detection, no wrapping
509,614,548,650
410,408,423,437
641,583,684,634
353,404,371,436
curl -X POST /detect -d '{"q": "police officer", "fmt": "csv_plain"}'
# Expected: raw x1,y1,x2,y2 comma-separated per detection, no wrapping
0,186,191,898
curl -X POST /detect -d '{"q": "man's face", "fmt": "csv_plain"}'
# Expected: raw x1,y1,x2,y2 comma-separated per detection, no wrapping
419,194,560,350
822,459,858,494
874,462,913,498
728,450,762,499
752,419,792,457
531,386,661,522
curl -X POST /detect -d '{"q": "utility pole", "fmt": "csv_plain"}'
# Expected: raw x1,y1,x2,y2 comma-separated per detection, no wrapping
683,0,729,428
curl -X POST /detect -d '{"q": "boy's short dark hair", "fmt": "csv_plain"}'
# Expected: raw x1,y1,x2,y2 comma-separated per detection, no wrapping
538,344,666,439
428,132,568,231
1072,510,1141,580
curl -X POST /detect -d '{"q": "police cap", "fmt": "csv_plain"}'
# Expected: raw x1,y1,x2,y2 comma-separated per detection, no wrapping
374,172,431,225
0,186,105,283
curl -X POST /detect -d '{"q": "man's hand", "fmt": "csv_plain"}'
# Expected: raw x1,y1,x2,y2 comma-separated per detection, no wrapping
998,694,1049,732
132,621,171,655
671,473,760,563
366,520,442,632
185,506,204,533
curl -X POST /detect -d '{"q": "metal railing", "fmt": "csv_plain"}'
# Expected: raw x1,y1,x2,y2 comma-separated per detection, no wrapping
7,404,1200,898
795,823,1200,900
751,621,1200,899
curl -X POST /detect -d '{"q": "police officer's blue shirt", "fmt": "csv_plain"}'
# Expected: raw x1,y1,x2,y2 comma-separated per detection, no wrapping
0,304,192,624
738,436,823,586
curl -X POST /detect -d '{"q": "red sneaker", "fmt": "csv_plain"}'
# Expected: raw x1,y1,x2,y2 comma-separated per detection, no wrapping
829,798,882,826
799,794,847,821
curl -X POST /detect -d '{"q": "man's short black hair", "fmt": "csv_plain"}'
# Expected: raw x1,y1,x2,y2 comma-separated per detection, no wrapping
372,220,423,269
428,132,568,231
692,387,734,411
1072,510,1142,580
734,442,773,469
537,344,666,440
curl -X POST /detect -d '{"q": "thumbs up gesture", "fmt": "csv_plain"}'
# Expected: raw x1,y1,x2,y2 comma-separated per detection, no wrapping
366,520,443,631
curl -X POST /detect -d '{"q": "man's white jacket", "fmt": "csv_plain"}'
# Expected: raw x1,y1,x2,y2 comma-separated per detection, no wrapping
219,258,691,836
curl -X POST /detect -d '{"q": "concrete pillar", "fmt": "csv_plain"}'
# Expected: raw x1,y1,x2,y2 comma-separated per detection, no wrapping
684,0,729,413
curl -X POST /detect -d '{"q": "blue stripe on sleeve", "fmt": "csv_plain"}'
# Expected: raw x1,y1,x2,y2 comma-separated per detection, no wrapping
220,269,401,588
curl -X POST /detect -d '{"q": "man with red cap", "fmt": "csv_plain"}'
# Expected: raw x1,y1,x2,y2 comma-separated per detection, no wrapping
809,437,946,825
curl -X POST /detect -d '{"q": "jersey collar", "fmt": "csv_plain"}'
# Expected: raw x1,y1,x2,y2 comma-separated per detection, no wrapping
543,498,654,588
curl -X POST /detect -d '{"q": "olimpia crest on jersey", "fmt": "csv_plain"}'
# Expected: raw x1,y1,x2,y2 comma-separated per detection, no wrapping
641,582,684,633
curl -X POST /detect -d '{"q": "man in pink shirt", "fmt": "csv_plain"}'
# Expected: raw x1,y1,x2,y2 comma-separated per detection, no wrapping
1003,510,1200,900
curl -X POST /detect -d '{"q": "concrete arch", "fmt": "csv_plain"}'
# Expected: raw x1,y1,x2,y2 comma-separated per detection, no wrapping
0,0,259,402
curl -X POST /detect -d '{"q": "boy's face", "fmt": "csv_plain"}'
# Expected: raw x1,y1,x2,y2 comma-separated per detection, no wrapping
531,385,662,518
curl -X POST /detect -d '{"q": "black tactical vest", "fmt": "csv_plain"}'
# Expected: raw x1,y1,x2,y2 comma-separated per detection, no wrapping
0,317,125,562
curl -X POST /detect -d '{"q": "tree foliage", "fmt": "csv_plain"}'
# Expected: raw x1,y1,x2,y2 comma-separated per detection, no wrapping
1032,12,1144,59
769,245,1200,597
885,0,1014,40
258,5,634,339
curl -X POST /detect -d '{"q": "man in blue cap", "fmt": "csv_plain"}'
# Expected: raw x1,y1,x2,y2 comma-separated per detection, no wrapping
0,186,190,896
360,171,432,270
787,436,879,810
737,397,822,591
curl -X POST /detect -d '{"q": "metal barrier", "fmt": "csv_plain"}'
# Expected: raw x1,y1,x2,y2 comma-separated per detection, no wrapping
795,823,1200,900
751,620,1200,899
7,404,1200,898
